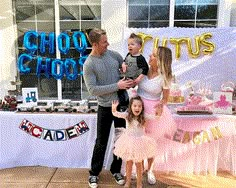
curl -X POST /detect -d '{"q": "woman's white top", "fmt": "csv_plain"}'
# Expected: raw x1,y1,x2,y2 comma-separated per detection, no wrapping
137,75,169,100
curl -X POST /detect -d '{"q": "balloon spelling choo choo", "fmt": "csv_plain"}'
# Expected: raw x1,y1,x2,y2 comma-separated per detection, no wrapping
17,30,88,80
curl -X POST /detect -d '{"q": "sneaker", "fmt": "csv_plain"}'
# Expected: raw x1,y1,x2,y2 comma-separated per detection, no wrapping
147,171,156,185
88,175,98,188
113,173,125,185
131,173,137,180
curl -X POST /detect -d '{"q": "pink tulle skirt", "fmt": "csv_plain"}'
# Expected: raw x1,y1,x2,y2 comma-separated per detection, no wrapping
141,97,177,141
140,98,178,171
113,128,157,163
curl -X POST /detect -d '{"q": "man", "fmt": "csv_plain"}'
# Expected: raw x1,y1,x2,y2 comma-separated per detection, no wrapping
83,28,134,188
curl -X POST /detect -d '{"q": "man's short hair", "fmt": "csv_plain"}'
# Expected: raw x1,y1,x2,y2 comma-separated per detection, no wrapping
88,28,106,45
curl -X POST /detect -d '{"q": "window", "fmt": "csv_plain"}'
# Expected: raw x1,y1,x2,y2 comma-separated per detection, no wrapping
128,0,170,28
128,0,218,28
174,0,218,28
15,0,57,99
14,0,101,100
59,0,101,100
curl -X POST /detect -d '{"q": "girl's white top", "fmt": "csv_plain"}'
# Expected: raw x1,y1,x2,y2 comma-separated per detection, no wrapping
112,111,144,137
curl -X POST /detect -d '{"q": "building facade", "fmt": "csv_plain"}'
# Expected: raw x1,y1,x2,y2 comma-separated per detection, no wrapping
0,0,235,100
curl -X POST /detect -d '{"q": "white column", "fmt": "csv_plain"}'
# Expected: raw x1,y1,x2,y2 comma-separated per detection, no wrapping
101,0,127,56
218,0,232,27
230,0,236,26
0,0,17,98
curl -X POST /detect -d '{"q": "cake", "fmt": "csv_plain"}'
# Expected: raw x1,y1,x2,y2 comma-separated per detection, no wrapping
168,77,184,103
176,105,212,113
176,95,213,114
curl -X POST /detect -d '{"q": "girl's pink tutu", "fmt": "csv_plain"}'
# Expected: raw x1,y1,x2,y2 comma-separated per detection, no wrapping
113,128,157,163
141,97,177,141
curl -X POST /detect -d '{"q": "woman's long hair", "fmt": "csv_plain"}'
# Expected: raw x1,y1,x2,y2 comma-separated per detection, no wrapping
127,96,145,126
157,46,173,87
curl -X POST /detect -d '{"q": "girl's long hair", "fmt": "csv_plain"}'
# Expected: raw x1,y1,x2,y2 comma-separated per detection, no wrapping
127,96,145,126
157,46,173,87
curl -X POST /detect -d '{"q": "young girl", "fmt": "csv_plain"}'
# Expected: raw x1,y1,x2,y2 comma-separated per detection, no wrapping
112,96,157,188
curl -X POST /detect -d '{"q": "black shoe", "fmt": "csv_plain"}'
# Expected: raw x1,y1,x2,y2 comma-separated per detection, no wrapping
113,173,125,185
88,175,98,188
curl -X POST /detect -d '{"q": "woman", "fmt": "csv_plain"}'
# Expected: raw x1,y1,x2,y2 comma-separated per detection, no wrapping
137,46,176,185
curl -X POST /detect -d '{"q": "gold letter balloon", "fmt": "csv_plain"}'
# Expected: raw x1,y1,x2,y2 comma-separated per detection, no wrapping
200,32,215,55
169,38,187,59
153,37,168,50
136,32,153,53
134,32,215,59
187,36,201,58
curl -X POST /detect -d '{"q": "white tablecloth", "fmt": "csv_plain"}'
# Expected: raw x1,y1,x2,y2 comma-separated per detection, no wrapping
0,112,235,176
0,112,114,169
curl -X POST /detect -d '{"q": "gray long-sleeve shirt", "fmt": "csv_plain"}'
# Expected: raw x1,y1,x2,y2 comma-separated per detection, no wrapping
83,50,123,107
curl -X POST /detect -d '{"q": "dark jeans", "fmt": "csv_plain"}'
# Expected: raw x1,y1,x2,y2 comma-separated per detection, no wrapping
89,105,126,176
117,89,129,112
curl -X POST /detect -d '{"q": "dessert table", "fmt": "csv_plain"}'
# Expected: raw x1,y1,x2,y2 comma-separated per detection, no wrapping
154,114,236,175
0,111,235,176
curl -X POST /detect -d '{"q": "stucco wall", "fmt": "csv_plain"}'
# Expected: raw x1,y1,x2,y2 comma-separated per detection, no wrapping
0,0,235,99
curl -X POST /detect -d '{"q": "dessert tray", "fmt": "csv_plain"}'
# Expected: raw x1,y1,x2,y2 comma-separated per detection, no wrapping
176,110,213,115
168,102,185,105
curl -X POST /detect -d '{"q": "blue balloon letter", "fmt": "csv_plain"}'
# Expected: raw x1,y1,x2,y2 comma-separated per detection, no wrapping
78,55,88,75
17,53,32,74
39,32,55,54
51,59,64,80
73,31,87,54
58,33,70,55
64,59,78,80
36,57,51,78
23,30,38,54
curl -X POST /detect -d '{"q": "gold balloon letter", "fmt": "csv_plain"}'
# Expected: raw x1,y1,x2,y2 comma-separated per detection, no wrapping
200,32,215,55
153,37,167,50
137,32,153,53
162,38,168,47
153,37,159,50
170,38,187,59
187,36,201,58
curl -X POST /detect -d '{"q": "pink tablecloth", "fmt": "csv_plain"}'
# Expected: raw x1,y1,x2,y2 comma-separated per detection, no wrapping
154,114,236,175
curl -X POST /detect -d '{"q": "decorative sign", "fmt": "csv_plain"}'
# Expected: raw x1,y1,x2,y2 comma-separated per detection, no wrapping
172,122,236,145
172,126,223,145
19,119,89,141
136,32,215,59
22,87,38,104
123,27,236,93
17,30,88,80
213,92,232,114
